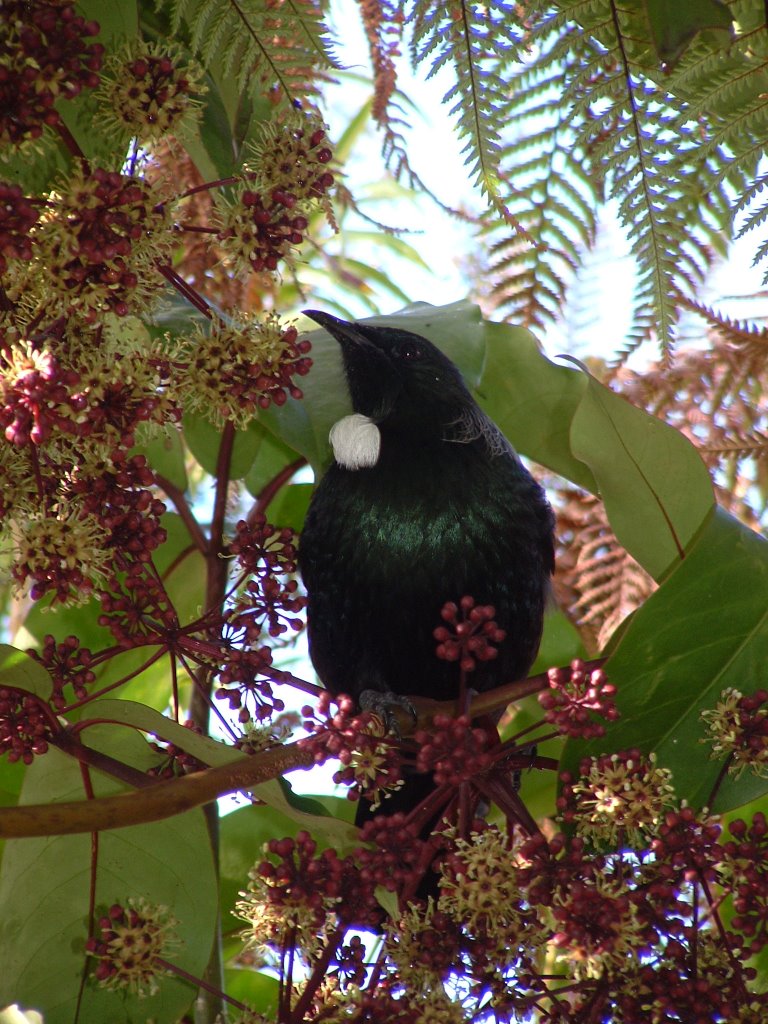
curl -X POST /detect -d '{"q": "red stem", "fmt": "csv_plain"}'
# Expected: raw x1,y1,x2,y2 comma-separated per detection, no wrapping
289,927,343,1023
251,456,308,520
155,957,250,1012
55,119,86,162
61,646,170,713
156,263,214,319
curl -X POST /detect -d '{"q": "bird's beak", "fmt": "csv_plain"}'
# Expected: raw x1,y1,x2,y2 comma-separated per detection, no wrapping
303,310,372,352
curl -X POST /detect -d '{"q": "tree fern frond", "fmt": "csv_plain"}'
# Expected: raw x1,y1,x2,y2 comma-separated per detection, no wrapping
408,0,530,226
354,0,424,184
166,0,334,104
553,487,656,652
702,432,768,460
680,297,768,348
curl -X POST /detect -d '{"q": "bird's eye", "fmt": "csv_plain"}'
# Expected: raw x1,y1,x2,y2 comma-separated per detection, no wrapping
396,342,423,360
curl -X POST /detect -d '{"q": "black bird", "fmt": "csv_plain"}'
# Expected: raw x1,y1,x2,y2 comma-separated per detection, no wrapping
298,311,555,821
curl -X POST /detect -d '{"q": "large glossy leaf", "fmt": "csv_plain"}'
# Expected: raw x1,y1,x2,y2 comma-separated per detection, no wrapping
644,0,732,65
569,367,715,580
0,728,217,1024
0,645,52,700
141,425,188,493
243,427,303,501
182,411,265,481
478,321,595,490
567,508,768,813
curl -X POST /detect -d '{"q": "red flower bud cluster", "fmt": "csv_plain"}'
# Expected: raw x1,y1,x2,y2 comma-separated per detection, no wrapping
539,659,618,739
230,515,298,577
0,687,51,763
223,188,311,274
215,645,286,724
414,713,495,785
0,331,177,450
30,633,95,710
227,516,306,641
216,126,334,276
73,454,167,569
98,567,178,647
250,324,313,408
332,934,367,988
724,812,768,955
433,596,506,673
650,806,723,885
355,813,429,893
300,693,403,804
515,831,591,907
43,168,170,318
257,830,382,930
0,343,81,447
550,878,632,959
0,1,103,148
0,183,40,273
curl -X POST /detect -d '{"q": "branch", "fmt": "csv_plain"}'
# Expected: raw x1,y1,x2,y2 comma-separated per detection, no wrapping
0,740,314,839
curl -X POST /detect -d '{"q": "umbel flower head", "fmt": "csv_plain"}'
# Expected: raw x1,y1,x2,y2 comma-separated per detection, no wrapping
0,0,103,150
174,311,312,425
245,111,335,211
438,826,538,949
214,113,335,277
701,687,768,778
559,749,676,848
15,163,175,321
85,898,178,997
10,506,110,605
98,39,206,143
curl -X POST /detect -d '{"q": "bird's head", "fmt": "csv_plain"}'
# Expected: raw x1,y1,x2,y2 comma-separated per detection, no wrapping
303,310,475,436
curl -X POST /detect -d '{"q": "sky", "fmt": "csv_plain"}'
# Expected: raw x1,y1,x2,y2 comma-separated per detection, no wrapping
320,0,768,365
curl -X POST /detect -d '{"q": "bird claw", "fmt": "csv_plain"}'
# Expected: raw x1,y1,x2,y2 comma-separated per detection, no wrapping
359,689,418,738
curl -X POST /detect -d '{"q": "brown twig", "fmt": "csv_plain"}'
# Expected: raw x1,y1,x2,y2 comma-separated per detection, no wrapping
0,740,314,839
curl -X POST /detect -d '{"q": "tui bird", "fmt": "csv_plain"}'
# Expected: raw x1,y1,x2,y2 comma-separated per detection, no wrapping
297,310,555,823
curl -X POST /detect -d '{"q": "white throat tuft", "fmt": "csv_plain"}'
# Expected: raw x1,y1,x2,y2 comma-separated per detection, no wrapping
329,413,381,470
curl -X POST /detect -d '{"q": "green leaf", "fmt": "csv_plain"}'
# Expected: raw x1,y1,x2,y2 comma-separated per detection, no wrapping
78,699,244,766
183,72,238,180
644,0,732,66
531,609,586,676
78,0,139,41
265,482,313,532
0,732,217,1023
0,645,52,700
571,507,768,814
223,964,279,1014
242,426,303,500
478,322,596,490
569,366,714,580
140,425,188,493
252,778,359,849
182,411,264,480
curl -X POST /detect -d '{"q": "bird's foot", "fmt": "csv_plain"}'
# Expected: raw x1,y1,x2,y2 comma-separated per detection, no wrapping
359,689,418,738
